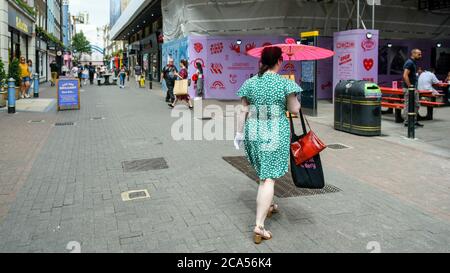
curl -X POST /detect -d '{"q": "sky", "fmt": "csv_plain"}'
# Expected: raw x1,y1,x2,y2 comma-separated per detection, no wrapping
69,0,110,27
69,0,110,48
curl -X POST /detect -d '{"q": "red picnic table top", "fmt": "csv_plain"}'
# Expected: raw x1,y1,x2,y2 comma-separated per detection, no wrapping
379,87,435,95
433,82,449,88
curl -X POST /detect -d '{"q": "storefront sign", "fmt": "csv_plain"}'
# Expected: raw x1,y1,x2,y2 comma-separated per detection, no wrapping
57,78,80,111
8,6,33,36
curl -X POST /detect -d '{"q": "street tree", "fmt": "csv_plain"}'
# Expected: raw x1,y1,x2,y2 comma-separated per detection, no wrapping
72,31,92,61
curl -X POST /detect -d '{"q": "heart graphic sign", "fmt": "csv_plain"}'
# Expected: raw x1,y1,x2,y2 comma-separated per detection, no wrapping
363,58,374,71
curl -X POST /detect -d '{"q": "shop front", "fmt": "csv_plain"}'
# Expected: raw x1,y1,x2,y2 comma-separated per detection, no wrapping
8,3,34,61
141,33,160,81
35,38,48,82
127,42,141,74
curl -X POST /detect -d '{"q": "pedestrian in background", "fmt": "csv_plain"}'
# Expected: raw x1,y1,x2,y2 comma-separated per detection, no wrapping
82,65,89,85
119,65,127,89
78,64,84,87
19,57,31,98
161,57,178,103
134,63,142,83
71,64,78,78
234,46,301,244
402,49,423,127
194,61,204,99
88,62,95,85
169,59,193,109
417,68,440,95
27,59,34,97
50,60,59,87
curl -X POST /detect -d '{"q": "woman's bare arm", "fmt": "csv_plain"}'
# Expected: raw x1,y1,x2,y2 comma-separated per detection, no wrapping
237,97,250,133
287,93,301,114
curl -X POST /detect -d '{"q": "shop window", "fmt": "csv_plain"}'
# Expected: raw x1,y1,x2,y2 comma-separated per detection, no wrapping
378,45,408,76
432,47,450,75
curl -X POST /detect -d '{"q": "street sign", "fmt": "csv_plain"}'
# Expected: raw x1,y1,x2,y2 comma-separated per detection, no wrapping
300,31,320,38
57,77,80,111
367,0,381,5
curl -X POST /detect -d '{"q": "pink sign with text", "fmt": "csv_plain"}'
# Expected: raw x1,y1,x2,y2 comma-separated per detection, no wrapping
332,29,379,96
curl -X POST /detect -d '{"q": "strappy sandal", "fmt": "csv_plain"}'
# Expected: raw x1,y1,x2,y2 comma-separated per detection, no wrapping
267,203,279,218
253,226,272,244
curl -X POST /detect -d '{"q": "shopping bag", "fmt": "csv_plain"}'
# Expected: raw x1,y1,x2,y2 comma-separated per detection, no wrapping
290,110,326,165
174,79,189,95
289,111,325,189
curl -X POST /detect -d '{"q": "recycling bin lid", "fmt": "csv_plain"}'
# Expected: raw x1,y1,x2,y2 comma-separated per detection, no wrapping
364,83,381,98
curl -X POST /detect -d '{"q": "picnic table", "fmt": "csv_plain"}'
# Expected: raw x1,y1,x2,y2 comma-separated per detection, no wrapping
379,87,445,123
433,82,450,106
97,74,117,86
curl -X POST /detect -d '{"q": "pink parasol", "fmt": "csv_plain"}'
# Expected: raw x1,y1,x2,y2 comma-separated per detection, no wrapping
247,38,335,61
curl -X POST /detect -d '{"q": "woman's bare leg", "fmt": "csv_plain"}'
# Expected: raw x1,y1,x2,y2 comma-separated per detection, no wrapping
255,178,275,228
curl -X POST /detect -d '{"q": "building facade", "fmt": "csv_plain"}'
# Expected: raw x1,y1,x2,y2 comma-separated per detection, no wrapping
110,0,163,80
46,0,63,76
62,0,73,69
0,0,36,75
35,0,49,82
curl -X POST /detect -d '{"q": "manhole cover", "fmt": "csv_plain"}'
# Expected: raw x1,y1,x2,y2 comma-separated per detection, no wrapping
122,157,169,172
121,189,150,201
327,144,352,150
223,156,341,198
28,120,45,123
55,122,75,126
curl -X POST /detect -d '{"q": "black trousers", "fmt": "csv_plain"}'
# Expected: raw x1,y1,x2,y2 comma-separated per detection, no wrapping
166,85,175,102
89,73,94,84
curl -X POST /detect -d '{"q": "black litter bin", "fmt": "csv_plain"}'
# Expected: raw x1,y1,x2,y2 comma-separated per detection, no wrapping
334,80,382,136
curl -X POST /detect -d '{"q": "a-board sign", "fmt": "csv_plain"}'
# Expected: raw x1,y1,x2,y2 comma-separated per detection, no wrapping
57,77,80,111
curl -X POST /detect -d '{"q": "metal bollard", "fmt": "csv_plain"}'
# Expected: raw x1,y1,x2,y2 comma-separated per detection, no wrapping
33,73,39,98
8,78,16,114
407,86,415,139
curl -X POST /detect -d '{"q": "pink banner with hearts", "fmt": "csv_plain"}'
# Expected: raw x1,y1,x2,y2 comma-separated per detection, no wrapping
332,29,379,94
188,35,302,100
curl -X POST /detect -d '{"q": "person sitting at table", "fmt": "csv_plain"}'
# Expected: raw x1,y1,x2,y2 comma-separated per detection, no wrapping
445,71,450,83
417,67,440,95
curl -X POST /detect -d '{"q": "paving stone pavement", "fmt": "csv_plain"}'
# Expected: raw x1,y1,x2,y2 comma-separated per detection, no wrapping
0,81,449,253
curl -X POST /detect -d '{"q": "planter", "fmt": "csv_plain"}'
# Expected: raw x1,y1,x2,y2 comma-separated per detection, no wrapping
0,90,6,107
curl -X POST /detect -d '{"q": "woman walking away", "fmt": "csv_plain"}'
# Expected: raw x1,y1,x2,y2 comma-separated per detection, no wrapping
18,57,31,98
119,65,127,88
234,46,301,244
169,59,193,109
194,61,204,99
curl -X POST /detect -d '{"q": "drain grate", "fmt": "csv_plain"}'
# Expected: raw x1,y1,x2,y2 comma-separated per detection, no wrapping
121,189,150,201
327,143,352,150
55,122,75,126
196,117,213,120
28,120,45,123
122,157,168,172
223,156,341,198
91,117,105,120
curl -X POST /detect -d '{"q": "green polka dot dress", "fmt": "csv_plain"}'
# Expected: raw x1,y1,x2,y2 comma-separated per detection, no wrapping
237,73,302,180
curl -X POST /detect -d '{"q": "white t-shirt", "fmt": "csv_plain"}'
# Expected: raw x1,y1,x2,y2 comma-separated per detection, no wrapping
417,71,440,91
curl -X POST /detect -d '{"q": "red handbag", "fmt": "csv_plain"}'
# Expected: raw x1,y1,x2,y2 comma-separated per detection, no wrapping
289,110,327,166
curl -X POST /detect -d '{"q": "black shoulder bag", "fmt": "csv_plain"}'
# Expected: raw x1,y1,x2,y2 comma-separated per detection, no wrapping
289,110,326,189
